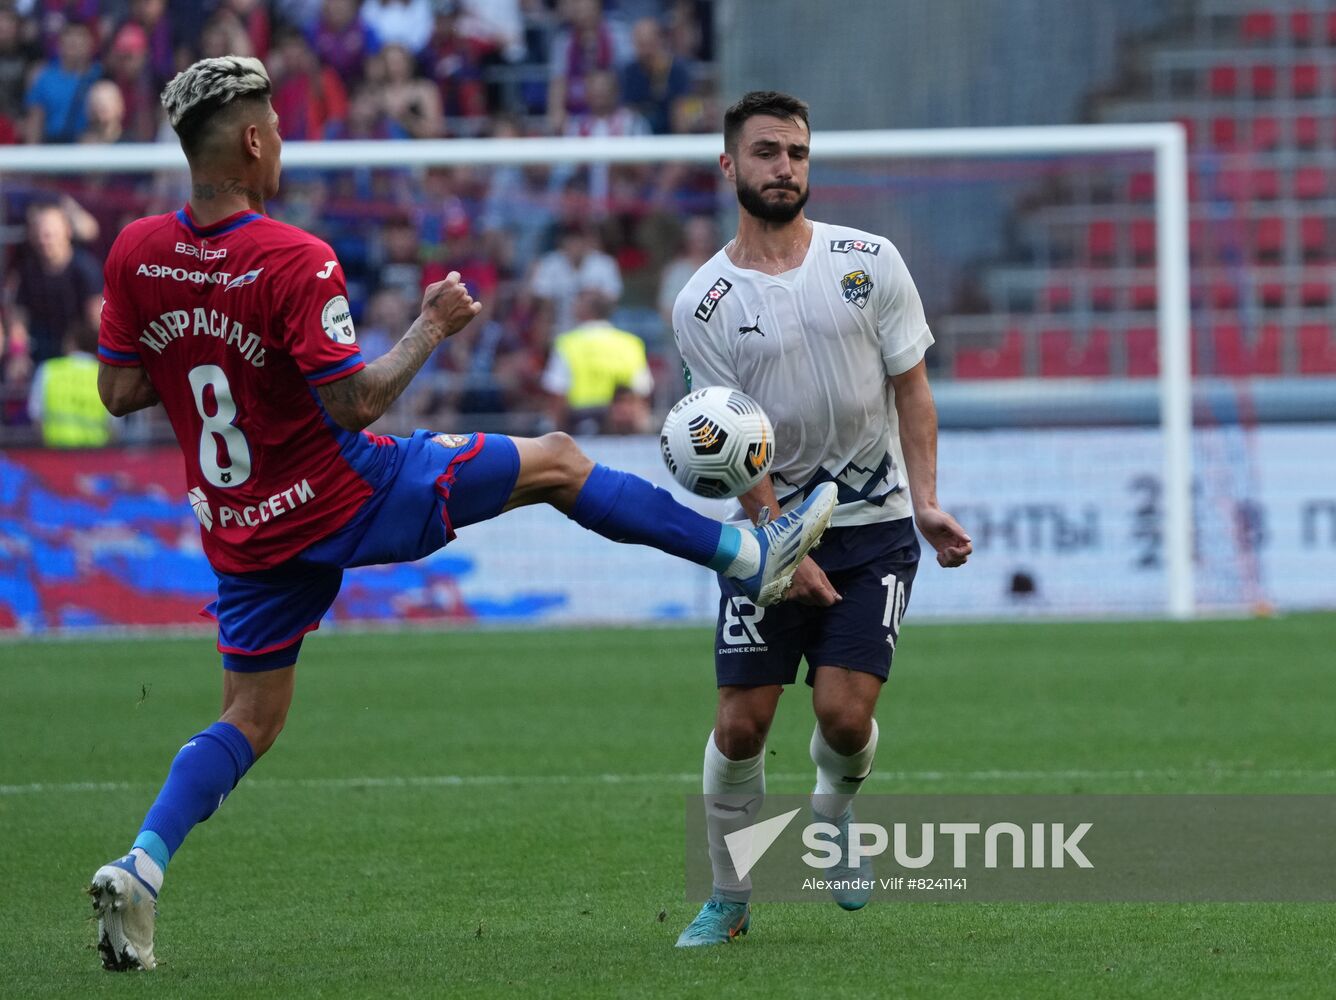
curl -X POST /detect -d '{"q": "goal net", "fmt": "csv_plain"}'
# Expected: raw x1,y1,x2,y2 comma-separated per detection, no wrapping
7,125,1320,633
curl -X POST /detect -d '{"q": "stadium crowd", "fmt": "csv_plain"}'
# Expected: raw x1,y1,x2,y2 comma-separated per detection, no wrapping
0,0,721,442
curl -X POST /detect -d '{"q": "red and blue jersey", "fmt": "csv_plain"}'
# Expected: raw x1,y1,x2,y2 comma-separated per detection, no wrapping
98,205,397,574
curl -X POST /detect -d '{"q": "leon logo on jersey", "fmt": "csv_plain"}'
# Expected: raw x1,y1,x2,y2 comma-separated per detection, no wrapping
321,295,356,343
830,239,881,255
840,270,874,309
694,277,733,322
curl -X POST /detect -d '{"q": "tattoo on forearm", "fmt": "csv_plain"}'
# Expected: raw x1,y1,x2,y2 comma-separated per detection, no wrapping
192,177,263,203
322,316,446,427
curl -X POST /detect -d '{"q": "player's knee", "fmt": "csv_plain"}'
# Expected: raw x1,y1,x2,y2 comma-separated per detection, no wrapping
538,431,594,487
815,708,874,756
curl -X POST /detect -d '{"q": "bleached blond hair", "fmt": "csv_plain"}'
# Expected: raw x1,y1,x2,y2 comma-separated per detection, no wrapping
161,56,271,153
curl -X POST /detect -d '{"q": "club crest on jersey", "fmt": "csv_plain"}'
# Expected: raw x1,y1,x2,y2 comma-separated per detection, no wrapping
432,433,471,448
320,295,356,343
840,269,873,309
830,239,881,256
224,268,263,291
694,277,733,321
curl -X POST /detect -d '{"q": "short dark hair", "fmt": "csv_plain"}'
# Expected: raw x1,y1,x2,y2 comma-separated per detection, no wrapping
723,91,810,152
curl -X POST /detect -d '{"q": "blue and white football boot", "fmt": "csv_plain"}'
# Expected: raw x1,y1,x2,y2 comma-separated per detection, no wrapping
89,856,159,971
732,482,837,606
820,807,874,911
675,895,752,947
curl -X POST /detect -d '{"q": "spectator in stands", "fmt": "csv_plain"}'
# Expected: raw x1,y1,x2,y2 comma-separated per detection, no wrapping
372,214,426,299
103,22,159,142
123,0,175,86
79,79,125,143
23,20,98,144
218,0,271,60
6,200,102,373
541,288,653,435
0,10,34,128
555,69,649,215
529,222,622,338
379,41,443,137
32,0,101,60
456,0,526,64
27,319,112,448
271,29,349,140
621,16,689,135
359,0,433,55
199,8,257,60
420,2,488,123
657,214,715,326
310,0,380,86
479,114,555,274
546,0,629,133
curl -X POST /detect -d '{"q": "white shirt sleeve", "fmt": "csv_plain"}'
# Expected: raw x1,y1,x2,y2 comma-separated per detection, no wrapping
877,244,934,376
672,289,741,391
540,346,571,395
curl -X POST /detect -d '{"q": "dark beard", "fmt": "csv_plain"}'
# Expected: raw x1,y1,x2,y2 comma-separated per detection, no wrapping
736,178,809,223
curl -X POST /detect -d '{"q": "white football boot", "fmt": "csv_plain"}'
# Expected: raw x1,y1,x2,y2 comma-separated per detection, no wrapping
90,855,159,971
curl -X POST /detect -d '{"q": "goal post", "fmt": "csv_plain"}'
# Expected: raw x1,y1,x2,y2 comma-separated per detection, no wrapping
0,123,1195,620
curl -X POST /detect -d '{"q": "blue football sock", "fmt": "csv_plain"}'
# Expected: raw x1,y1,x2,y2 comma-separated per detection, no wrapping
570,464,743,570
133,721,255,871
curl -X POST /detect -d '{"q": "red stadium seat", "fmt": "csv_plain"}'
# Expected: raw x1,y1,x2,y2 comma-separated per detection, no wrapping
1125,327,1159,377
1290,10,1314,43
1250,64,1278,97
1242,10,1278,43
1259,281,1286,308
1294,114,1320,148
1090,283,1116,311
1087,220,1117,265
954,330,1024,379
1131,284,1158,311
1253,216,1286,261
1208,64,1239,96
1214,167,1246,200
1128,171,1155,202
1130,219,1156,262
1301,216,1328,260
1249,167,1280,200
1039,328,1111,377
1212,324,1283,375
1044,283,1073,312
1292,63,1320,97
1210,116,1239,150
1299,323,1336,372
1326,11,1336,45
1295,165,1326,199
1210,280,1240,310
1300,277,1330,307
1250,115,1281,150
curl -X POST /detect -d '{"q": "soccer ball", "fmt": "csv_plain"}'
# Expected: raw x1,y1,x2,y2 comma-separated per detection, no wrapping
660,386,774,498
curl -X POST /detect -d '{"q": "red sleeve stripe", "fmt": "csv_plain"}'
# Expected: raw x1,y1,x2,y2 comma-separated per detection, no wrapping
98,345,141,366
305,353,365,385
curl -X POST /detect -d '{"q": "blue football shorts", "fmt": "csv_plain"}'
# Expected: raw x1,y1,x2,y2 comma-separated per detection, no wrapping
713,518,921,688
206,430,520,671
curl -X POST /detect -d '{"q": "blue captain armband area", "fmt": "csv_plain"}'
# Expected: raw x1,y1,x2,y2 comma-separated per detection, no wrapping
305,353,366,386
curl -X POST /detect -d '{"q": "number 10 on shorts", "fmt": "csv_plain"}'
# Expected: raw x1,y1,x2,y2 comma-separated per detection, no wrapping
881,573,906,649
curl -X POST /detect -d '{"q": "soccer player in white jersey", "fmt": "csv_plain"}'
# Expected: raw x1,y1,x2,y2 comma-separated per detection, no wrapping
671,91,972,946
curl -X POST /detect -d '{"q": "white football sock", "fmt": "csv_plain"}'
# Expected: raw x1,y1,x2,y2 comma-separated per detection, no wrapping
721,530,761,579
128,847,164,895
810,718,878,820
702,730,765,902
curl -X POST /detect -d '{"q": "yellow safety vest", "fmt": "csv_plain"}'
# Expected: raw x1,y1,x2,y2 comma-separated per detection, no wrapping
40,354,111,448
554,324,650,410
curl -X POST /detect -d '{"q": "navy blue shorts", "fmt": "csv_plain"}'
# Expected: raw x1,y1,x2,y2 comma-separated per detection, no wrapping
207,430,520,671
714,518,920,688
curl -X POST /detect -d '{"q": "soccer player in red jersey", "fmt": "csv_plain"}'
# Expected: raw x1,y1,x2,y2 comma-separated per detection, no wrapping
87,56,837,971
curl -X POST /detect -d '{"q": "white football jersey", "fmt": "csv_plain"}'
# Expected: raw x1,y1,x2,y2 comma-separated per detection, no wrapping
672,220,932,527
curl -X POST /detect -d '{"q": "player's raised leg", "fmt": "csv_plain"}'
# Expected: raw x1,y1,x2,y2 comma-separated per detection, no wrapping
809,667,883,911
676,684,782,947
503,432,834,606
90,663,296,970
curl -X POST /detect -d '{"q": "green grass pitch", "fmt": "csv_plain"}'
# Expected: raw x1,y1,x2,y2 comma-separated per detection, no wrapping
3,616,1335,998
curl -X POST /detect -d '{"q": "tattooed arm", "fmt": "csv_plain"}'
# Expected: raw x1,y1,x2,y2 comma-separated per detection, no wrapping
318,272,481,432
